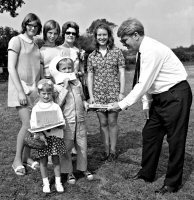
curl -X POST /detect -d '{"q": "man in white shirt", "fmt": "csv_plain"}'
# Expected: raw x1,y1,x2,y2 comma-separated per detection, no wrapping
109,18,193,194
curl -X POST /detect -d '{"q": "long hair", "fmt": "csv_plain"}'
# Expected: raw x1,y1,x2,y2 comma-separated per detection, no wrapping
61,21,79,42
43,20,60,41
94,23,114,50
21,13,42,35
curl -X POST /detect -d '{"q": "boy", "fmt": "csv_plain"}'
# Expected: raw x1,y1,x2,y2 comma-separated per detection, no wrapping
49,56,93,184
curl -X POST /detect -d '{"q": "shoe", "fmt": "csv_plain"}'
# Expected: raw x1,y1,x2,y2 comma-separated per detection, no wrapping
67,173,76,184
12,164,26,176
131,173,153,183
107,153,117,162
155,185,179,195
55,182,64,193
24,161,39,170
100,152,109,161
83,171,94,181
43,184,51,193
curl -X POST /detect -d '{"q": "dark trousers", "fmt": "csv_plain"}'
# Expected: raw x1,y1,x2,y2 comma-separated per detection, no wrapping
139,80,192,187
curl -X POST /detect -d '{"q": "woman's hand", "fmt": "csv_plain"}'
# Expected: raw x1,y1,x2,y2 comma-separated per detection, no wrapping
118,93,125,101
79,49,85,61
18,91,27,105
89,96,95,104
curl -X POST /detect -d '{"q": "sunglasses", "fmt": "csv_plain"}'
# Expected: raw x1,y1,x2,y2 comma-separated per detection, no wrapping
65,31,76,36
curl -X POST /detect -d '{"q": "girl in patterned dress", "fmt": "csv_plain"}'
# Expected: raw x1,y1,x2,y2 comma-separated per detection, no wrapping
30,79,66,193
87,23,126,162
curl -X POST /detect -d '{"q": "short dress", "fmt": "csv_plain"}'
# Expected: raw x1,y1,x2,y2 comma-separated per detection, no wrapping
37,134,66,158
30,101,66,158
87,47,125,105
40,45,61,79
7,34,41,107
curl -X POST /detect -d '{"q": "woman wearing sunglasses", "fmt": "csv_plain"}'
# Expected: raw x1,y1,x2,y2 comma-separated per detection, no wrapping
59,21,84,77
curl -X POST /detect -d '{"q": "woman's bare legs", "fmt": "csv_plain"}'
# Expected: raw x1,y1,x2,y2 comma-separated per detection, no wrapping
12,107,32,170
97,111,119,161
97,112,110,155
108,111,119,154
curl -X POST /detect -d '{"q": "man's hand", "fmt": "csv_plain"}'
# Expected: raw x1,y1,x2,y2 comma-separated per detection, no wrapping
107,102,122,112
143,109,149,119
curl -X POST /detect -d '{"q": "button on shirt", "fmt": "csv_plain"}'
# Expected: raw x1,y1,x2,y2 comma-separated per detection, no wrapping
118,36,188,110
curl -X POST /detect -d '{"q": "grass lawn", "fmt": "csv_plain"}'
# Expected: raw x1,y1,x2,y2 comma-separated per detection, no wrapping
0,66,194,200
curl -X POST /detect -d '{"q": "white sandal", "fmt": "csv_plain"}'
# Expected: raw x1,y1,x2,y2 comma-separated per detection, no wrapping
12,165,26,175
24,161,39,170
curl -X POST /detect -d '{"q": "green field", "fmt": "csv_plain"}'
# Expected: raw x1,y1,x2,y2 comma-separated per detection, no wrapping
0,66,194,200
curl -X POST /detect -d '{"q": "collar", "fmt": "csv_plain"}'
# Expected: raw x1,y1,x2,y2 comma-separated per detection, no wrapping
19,34,33,44
139,36,148,53
95,46,110,53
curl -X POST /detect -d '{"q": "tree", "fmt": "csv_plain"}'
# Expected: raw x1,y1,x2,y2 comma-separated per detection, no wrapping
0,0,25,17
86,18,117,34
0,26,18,79
77,33,95,53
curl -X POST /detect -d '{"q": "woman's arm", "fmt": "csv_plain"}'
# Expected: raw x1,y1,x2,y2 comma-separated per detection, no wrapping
87,72,95,103
8,50,27,105
119,67,125,101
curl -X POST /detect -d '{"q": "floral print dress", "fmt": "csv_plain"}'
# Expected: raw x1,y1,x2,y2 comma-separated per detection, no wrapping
87,47,125,105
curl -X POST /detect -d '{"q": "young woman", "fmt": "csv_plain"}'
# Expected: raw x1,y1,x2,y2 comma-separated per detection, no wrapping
40,20,61,79
8,13,42,175
87,23,126,161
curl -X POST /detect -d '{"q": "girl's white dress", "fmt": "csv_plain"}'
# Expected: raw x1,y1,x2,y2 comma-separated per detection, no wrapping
30,101,66,157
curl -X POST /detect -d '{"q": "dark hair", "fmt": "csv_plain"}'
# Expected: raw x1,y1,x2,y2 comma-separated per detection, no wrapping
61,21,79,41
94,23,114,49
21,13,42,35
43,20,60,41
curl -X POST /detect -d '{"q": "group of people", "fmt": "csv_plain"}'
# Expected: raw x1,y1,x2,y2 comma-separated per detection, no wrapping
7,12,192,195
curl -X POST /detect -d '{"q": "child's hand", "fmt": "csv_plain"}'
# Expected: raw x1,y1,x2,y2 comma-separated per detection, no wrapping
35,132,48,146
63,78,70,89
83,101,89,111
57,125,65,129
39,132,48,146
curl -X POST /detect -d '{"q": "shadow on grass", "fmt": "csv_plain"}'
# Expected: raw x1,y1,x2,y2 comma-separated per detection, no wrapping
155,145,194,185
87,130,142,172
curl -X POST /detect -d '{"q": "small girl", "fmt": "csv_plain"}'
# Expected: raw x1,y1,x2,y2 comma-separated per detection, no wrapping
50,56,93,184
30,79,66,193
40,20,61,79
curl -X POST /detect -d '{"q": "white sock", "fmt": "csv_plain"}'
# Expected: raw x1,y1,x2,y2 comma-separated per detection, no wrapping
55,176,61,184
43,177,49,185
